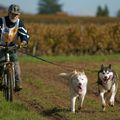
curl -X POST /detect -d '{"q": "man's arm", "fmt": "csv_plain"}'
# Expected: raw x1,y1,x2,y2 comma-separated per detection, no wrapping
18,20,29,45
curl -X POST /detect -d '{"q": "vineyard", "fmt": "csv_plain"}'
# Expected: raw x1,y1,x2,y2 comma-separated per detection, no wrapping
23,15,120,55
0,13,120,55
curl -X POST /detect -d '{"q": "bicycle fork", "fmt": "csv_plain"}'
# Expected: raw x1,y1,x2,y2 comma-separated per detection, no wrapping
3,62,15,90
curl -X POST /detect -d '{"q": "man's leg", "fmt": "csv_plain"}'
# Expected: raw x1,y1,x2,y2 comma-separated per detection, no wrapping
14,61,22,91
10,52,22,91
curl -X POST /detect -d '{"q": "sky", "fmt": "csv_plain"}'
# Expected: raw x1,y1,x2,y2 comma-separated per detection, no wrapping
0,0,120,16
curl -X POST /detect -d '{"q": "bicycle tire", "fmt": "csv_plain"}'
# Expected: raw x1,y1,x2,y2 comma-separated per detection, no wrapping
4,66,14,102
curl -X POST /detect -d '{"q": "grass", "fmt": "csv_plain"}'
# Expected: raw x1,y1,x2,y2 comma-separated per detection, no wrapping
19,54,120,63
0,93,47,120
20,61,120,120
1,54,120,120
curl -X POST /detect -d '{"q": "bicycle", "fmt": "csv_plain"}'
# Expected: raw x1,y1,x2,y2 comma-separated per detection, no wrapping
0,44,19,102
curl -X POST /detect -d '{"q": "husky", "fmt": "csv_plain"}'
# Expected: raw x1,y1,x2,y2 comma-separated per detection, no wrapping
59,70,88,113
97,64,118,111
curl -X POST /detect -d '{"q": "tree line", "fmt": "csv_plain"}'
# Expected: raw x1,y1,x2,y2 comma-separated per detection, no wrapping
38,0,120,17
0,0,120,17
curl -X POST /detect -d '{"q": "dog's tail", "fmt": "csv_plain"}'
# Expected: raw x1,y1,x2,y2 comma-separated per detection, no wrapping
59,73,67,76
59,70,78,79
59,73,69,79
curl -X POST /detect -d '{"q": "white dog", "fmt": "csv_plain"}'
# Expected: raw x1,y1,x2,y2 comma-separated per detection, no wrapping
59,70,88,112
97,64,118,111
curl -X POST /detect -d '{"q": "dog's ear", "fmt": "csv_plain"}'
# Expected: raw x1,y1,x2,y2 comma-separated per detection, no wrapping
108,64,111,69
81,70,85,74
74,70,77,74
101,64,104,70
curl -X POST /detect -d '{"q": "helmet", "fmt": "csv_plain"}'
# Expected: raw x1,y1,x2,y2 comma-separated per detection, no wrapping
8,4,21,14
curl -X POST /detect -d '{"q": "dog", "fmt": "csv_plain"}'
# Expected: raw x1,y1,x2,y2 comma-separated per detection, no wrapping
97,64,118,111
59,70,88,113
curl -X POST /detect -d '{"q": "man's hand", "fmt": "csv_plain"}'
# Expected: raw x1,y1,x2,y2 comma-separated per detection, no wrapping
20,41,27,48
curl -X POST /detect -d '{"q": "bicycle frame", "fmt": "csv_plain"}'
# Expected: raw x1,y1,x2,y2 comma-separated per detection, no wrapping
0,44,19,101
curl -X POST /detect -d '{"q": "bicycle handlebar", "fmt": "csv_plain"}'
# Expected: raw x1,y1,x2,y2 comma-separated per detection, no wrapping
0,44,20,52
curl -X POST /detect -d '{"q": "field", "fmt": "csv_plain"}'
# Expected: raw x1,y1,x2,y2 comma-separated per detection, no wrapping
0,13,120,119
0,55,120,120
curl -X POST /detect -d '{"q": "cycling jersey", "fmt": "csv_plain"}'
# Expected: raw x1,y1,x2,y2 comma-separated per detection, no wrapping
0,16,29,45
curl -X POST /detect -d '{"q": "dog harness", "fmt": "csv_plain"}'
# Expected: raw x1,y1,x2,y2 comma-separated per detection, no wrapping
0,17,19,45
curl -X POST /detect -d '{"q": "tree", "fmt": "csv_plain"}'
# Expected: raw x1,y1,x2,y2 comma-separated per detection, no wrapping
38,0,62,14
103,5,109,16
96,5,109,17
96,6,103,16
116,9,120,17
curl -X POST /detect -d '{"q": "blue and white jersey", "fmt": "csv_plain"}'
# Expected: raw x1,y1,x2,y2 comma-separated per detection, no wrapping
0,16,29,45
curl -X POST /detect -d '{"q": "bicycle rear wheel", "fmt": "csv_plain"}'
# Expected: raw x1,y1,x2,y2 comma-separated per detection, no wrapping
4,66,14,102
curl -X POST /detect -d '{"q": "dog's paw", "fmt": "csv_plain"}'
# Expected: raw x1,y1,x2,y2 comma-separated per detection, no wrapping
109,102,114,107
102,105,106,111
78,106,82,111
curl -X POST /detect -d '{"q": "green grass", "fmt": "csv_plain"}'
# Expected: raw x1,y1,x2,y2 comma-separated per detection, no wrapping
1,54,120,120
0,93,47,120
19,54,120,63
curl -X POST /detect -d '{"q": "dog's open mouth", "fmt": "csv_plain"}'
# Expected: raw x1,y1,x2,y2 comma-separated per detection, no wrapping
103,78,108,83
77,85,82,92
103,76,111,83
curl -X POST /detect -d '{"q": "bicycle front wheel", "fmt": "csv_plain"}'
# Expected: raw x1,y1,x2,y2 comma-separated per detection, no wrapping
4,67,14,102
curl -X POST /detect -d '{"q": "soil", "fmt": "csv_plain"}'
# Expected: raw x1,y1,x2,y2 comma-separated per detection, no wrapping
15,61,120,120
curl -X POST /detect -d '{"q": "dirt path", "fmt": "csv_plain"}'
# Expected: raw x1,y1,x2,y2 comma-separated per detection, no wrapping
15,61,120,120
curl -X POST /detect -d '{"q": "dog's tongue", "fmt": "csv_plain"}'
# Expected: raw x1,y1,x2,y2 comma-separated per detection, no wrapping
103,79,107,83
78,86,82,92
103,77,108,81
104,78,107,81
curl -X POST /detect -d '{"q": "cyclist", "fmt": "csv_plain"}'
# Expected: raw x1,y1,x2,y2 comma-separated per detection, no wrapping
0,4,29,91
